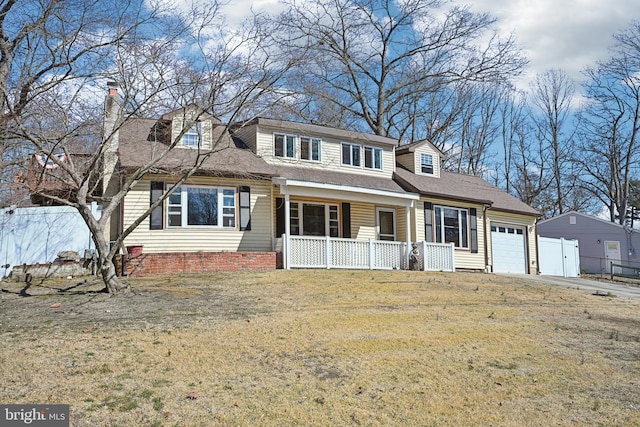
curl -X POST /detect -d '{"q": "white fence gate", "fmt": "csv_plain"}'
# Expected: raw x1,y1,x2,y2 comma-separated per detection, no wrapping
0,203,100,278
538,236,580,277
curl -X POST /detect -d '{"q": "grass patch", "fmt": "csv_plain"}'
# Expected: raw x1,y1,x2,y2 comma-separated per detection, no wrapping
1,270,639,426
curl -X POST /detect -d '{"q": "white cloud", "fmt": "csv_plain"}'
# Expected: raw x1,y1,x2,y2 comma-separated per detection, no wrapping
450,0,638,87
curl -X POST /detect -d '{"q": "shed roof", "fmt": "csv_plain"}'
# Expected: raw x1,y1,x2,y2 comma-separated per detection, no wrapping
238,117,400,147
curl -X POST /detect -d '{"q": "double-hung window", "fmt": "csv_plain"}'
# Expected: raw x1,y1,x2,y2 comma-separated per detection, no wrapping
364,146,382,170
421,153,434,174
342,142,361,167
182,122,202,148
300,136,321,161
275,134,296,158
167,186,236,227
289,202,339,237
434,206,468,248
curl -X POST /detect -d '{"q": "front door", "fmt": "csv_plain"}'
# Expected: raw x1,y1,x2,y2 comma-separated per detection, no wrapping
604,240,621,273
377,208,396,241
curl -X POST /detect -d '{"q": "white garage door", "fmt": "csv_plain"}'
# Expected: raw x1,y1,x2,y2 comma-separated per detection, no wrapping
491,225,526,273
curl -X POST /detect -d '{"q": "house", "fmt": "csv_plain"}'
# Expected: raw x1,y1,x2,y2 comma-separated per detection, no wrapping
538,211,640,274
393,140,540,274
44,85,541,276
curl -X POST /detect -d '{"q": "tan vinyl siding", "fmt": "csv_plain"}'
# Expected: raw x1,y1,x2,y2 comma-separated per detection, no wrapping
416,197,486,271
255,125,395,178
396,152,415,173
486,211,537,273
123,176,273,253
232,124,257,152
350,201,377,239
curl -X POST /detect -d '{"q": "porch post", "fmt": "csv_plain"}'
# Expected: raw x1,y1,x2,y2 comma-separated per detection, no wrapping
285,193,291,270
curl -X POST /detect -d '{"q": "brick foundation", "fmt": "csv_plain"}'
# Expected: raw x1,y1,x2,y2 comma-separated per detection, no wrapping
124,251,278,277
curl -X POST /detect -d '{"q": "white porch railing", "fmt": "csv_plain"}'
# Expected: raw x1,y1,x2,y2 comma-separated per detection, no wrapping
416,241,456,272
282,235,455,272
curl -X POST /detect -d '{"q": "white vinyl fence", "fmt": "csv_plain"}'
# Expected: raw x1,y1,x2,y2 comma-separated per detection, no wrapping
283,235,455,272
537,236,580,277
0,203,100,278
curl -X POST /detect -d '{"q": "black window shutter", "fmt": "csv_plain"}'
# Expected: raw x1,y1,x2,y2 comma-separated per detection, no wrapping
239,186,251,231
276,197,285,237
342,202,351,238
150,181,164,230
424,201,433,242
470,208,478,253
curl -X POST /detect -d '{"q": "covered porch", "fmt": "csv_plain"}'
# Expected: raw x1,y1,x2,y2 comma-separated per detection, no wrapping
273,176,453,271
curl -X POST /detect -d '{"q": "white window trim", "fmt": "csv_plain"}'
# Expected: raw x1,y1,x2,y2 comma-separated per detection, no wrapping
274,133,297,159
364,146,383,170
290,201,340,237
376,207,396,241
181,121,202,148
434,205,469,249
167,185,236,228
341,142,362,167
300,136,322,162
420,153,434,175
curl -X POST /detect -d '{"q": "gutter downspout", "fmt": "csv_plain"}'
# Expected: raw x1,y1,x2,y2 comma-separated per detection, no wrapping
483,204,490,273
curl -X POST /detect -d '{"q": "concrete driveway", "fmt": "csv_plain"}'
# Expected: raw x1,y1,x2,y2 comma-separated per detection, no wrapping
502,274,640,301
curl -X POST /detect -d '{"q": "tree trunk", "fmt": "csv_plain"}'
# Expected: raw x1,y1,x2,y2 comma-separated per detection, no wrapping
99,254,130,294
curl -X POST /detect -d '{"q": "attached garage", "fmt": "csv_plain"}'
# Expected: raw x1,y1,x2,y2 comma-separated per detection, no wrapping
491,224,527,273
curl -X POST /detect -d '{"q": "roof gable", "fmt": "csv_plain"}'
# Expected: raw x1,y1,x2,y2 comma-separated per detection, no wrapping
538,211,625,230
395,139,444,157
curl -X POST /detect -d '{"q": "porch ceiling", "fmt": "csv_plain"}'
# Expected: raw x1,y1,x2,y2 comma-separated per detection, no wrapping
274,177,419,207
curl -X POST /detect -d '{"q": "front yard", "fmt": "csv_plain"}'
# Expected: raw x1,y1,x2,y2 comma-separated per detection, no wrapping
1,270,639,426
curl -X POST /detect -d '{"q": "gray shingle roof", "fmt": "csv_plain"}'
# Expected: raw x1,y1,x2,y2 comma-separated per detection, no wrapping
242,118,399,147
394,166,540,216
273,164,408,194
117,119,277,178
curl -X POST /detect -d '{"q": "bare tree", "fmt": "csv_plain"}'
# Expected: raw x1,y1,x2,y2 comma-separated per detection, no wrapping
272,0,527,139
530,69,578,215
577,21,640,224
6,1,292,293
496,86,528,194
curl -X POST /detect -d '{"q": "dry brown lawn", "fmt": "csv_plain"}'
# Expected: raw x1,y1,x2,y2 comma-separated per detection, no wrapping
1,270,639,426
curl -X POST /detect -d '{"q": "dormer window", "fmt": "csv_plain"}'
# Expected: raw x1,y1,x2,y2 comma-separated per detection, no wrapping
300,136,321,161
364,146,382,170
342,142,361,167
182,122,202,148
275,134,296,158
421,153,434,174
